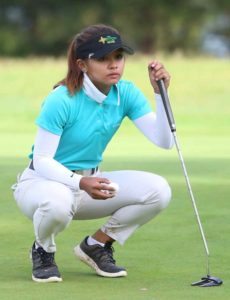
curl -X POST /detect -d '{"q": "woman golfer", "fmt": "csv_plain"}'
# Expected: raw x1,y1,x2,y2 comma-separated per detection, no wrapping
12,24,174,283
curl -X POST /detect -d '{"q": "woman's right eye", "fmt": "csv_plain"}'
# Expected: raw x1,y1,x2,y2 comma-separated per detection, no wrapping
96,57,105,62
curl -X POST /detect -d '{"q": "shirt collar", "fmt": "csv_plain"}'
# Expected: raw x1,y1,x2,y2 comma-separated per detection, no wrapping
83,73,120,106
83,73,106,104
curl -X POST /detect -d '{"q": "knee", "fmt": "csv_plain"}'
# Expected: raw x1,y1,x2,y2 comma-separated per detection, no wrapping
143,176,172,210
157,179,172,210
52,201,73,225
39,185,74,225
40,199,72,226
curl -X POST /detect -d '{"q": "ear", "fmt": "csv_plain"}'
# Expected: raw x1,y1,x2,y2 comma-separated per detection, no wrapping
76,59,87,73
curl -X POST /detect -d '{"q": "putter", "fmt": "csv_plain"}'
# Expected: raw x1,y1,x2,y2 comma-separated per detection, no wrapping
157,79,223,287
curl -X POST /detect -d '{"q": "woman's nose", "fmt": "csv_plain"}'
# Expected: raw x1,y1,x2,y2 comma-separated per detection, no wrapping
109,59,118,69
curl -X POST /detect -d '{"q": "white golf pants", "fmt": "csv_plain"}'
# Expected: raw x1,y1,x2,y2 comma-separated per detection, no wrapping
13,168,172,252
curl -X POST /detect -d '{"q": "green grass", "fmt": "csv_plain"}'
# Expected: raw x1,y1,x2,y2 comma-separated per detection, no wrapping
0,56,230,300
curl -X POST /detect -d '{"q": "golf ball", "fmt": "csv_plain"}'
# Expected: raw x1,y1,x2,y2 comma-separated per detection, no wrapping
107,182,119,192
102,182,119,195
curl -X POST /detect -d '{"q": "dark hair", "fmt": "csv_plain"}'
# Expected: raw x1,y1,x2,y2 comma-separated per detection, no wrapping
55,24,119,95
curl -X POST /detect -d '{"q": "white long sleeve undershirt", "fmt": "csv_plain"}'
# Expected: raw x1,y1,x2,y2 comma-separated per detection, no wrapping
133,93,174,149
33,130,83,190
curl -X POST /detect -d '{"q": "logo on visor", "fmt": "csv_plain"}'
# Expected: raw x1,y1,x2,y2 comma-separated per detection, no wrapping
98,36,117,44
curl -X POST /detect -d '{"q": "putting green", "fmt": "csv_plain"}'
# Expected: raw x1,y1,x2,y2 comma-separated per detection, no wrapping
0,56,229,300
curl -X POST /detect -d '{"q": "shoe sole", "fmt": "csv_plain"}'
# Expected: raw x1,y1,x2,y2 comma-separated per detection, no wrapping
32,275,63,283
74,245,127,278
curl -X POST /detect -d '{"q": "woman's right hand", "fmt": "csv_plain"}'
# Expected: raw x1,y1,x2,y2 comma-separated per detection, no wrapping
79,176,116,199
148,60,171,94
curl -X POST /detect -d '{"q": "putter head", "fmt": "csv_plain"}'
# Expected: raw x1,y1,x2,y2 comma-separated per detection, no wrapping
191,275,223,287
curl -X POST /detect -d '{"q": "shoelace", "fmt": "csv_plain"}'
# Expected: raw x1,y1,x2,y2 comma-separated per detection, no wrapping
96,242,116,264
37,247,55,266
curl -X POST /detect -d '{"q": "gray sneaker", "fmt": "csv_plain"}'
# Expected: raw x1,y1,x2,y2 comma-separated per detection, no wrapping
31,242,62,283
74,237,127,277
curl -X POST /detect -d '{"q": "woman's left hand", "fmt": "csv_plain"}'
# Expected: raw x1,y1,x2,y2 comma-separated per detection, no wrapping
148,60,171,94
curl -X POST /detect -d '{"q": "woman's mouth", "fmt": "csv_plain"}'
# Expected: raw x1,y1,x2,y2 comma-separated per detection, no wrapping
108,73,120,78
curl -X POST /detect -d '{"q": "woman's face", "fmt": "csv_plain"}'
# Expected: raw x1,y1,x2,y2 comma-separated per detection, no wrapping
80,49,125,94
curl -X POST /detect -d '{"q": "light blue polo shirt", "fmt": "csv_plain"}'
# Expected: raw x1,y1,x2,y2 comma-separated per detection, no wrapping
31,80,152,170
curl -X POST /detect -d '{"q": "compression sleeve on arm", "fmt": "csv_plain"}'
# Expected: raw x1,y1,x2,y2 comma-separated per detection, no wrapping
32,127,82,190
133,94,174,149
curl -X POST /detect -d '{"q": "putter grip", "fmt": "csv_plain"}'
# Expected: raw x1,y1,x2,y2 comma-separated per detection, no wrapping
157,79,176,132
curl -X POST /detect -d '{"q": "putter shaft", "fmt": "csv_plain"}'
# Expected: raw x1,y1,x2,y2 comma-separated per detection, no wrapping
172,131,210,275
157,79,210,276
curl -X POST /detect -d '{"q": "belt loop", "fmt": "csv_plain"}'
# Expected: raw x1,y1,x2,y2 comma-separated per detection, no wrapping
91,166,98,175
29,160,35,170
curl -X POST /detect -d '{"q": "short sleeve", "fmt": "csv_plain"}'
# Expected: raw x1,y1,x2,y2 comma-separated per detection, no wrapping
120,81,152,120
35,90,70,135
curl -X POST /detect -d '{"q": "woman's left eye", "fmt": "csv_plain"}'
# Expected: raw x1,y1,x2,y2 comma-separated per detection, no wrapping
116,53,124,60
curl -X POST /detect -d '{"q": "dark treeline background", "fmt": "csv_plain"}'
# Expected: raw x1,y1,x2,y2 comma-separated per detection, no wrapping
0,0,230,57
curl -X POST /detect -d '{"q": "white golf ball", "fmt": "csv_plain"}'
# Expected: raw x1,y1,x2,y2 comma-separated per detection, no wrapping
102,182,119,195
107,182,119,192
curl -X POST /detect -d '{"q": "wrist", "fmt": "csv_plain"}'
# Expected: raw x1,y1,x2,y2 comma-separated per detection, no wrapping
73,173,83,190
